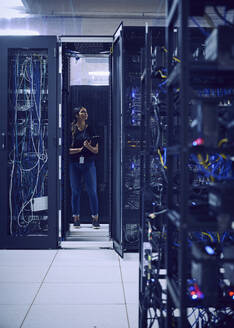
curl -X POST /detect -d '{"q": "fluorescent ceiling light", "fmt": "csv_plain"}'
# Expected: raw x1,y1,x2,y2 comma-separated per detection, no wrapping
88,71,110,76
0,0,29,19
0,29,39,35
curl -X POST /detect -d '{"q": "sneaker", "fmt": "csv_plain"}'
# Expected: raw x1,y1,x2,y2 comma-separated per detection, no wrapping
74,221,81,228
92,220,100,229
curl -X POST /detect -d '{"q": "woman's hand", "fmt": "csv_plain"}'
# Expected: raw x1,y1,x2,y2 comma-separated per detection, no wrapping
69,147,83,155
83,140,91,149
83,140,99,154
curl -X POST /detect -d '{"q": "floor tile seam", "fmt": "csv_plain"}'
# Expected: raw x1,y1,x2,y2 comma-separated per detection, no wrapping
0,281,49,283
0,281,127,285
0,265,53,267
51,263,120,265
0,302,138,305
60,249,114,251
49,265,120,268
33,282,124,285
19,249,59,328
21,304,127,307
0,303,32,305
33,302,127,305
118,256,131,328
41,281,123,284
0,282,40,285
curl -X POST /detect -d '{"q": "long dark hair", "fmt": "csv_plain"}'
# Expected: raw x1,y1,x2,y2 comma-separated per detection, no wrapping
71,107,84,147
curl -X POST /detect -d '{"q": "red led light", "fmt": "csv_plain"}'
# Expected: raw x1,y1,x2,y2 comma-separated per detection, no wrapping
192,138,204,146
229,291,234,297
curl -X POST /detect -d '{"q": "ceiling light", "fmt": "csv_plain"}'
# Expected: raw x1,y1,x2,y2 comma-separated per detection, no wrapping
0,0,29,19
88,71,110,76
0,29,39,35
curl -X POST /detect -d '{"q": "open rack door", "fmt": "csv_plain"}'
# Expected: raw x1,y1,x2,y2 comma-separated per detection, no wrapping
0,36,59,249
111,23,124,257
59,36,112,242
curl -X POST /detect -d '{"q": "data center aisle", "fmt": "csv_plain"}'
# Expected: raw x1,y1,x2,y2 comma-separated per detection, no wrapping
0,237,139,328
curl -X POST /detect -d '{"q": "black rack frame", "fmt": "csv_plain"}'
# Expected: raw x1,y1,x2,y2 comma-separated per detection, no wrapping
166,1,234,327
0,36,59,249
139,26,167,328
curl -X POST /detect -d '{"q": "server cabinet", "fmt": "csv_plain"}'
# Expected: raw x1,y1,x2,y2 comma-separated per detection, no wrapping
111,25,146,256
112,24,124,256
0,36,59,249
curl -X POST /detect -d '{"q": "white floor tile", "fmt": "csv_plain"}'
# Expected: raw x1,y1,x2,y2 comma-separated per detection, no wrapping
0,250,56,266
120,252,139,263
44,265,121,283
22,304,129,328
127,303,138,328
121,265,139,283
34,283,125,305
0,266,48,283
53,249,119,266
0,283,40,305
119,260,139,269
61,241,113,249
123,282,139,304
0,305,28,328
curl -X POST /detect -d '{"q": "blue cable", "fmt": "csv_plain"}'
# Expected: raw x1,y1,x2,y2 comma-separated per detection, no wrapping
163,147,167,166
221,232,227,243
190,17,210,37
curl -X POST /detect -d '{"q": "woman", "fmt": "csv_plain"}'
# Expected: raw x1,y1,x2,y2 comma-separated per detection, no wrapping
69,106,100,229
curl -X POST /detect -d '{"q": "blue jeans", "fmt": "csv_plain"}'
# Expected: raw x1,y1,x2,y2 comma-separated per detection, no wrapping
69,160,99,217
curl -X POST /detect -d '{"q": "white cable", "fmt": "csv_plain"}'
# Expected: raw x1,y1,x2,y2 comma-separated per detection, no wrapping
10,54,49,230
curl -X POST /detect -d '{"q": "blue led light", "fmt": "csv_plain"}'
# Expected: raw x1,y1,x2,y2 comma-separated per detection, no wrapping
192,294,198,300
205,245,215,255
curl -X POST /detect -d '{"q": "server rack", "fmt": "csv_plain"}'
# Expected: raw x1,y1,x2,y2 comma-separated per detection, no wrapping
112,24,147,256
139,27,168,327
166,1,234,327
0,36,59,249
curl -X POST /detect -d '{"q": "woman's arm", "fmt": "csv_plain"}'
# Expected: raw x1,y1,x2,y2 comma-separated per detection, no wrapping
83,140,99,154
69,147,83,155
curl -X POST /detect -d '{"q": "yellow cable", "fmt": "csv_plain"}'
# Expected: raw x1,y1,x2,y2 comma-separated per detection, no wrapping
161,46,181,62
217,233,220,243
158,149,167,169
202,232,214,242
220,153,227,159
198,154,206,166
173,56,181,63
218,138,228,147
198,154,211,169
158,70,167,79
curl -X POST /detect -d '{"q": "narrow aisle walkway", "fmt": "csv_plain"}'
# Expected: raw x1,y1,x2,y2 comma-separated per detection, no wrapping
0,243,139,328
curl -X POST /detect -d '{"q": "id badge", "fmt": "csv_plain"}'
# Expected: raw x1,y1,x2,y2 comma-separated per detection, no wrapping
79,156,84,164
